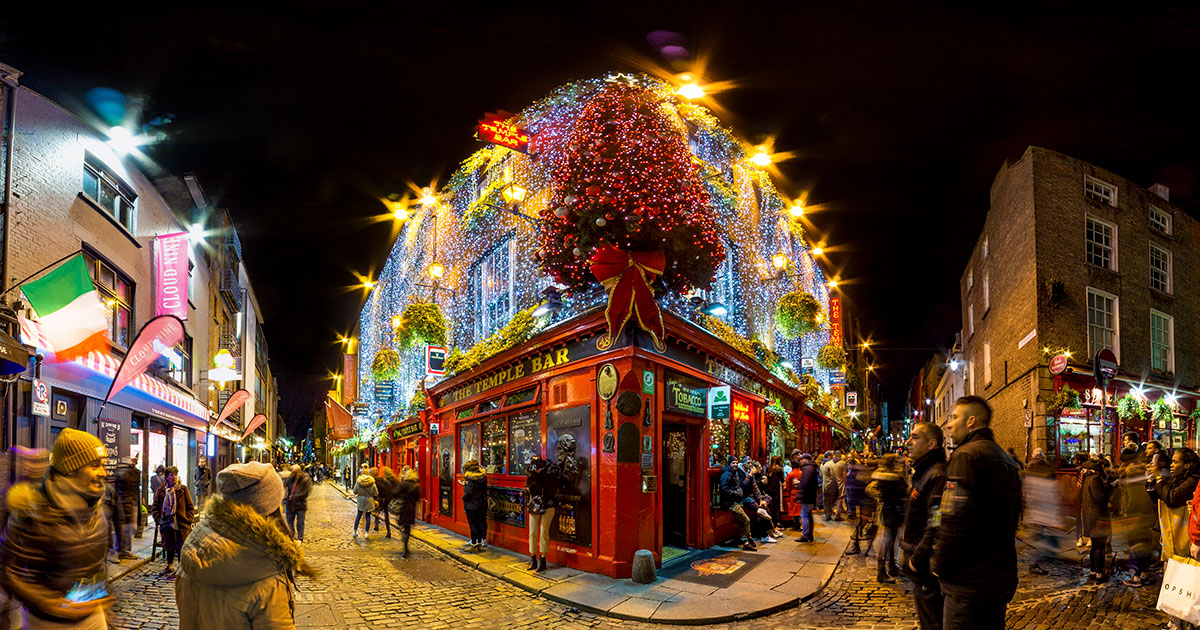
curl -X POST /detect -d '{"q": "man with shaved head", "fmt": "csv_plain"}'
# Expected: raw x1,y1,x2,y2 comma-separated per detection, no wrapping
932,396,1022,629
902,422,947,629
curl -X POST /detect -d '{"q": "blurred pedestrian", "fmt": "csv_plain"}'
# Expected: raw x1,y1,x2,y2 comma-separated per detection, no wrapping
524,456,559,571
844,454,878,556
112,455,140,561
0,429,112,629
194,460,212,507
372,466,397,537
1116,448,1155,586
869,453,907,582
1151,447,1200,562
834,453,849,519
932,396,1022,629
786,453,819,543
820,452,839,522
1024,448,1066,575
1079,454,1113,582
765,456,786,528
394,467,421,558
1006,447,1025,472
460,459,488,551
343,465,352,490
150,465,167,500
176,461,315,630
901,423,947,630
284,464,311,542
152,466,195,573
352,467,378,539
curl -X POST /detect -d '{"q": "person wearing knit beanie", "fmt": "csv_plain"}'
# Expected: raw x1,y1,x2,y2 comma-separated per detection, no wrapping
51,427,108,475
216,461,285,516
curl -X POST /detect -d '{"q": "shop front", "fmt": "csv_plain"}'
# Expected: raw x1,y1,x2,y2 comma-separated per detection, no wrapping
386,417,427,475
423,310,809,578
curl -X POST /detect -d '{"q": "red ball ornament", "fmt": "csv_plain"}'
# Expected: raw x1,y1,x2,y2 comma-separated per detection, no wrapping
585,185,601,196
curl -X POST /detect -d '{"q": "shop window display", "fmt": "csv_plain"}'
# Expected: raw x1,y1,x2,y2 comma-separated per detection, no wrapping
508,410,541,476
708,418,730,467
1057,407,1112,464
481,417,508,474
734,422,751,460
459,423,480,472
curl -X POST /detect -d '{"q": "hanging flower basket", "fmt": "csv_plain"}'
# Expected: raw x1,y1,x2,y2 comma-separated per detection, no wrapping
817,344,846,370
374,432,391,451
1116,395,1143,421
1047,386,1082,414
395,301,448,350
371,347,401,382
776,291,823,340
1152,399,1174,424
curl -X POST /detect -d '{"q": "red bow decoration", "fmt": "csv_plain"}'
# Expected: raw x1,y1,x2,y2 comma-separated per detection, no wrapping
589,246,667,351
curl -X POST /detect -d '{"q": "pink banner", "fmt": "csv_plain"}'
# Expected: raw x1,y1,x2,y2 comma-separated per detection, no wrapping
103,315,185,406
155,232,189,320
217,389,252,425
241,413,268,441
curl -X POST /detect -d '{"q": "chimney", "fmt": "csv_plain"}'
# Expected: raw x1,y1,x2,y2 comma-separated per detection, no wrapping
1150,183,1170,201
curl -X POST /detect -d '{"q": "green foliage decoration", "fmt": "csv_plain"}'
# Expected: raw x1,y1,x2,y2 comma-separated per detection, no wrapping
1047,386,1083,414
371,347,401,382
1152,399,1174,424
394,302,448,349
817,344,846,370
405,389,426,419
374,432,391,451
1116,395,1143,421
443,307,545,376
776,291,823,340
698,315,802,388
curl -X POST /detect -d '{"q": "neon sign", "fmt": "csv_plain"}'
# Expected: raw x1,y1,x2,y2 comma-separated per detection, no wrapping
829,297,843,347
477,111,531,153
732,398,752,424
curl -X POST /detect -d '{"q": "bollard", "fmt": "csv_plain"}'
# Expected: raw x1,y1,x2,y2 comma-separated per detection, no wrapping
631,549,656,584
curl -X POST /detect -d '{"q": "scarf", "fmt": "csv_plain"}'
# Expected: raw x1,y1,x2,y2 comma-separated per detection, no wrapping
162,480,178,528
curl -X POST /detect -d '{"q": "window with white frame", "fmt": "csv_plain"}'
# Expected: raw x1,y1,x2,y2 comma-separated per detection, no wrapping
82,153,137,232
1085,216,1116,270
982,271,989,310
967,303,974,336
1150,206,1172,234
82,249,134,348
1150,243,1171,293
967,269,973,292
983,340,991,386
968,359,975,395
1084,175,1117,206
475,236,515,340
982,236,989,259
1150,310,1173,373
702,239,736,316
1087,288,1118,359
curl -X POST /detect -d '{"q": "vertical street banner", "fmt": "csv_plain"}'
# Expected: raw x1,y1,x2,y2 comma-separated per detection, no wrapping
217,389,252,425
326,395,354,440
342,353,357,406
241,413,268,441
154,232,189,320
102,315,186,407
829,297,843,347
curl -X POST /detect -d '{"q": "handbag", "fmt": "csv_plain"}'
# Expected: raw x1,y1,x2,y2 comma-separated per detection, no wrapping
1158,556,1200,624
1161,500,1191,561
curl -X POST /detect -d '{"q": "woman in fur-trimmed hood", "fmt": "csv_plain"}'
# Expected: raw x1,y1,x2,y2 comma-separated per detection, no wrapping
176,462,315,630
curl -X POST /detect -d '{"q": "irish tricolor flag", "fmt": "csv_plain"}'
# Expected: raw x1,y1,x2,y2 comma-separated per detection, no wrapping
20,255,109,361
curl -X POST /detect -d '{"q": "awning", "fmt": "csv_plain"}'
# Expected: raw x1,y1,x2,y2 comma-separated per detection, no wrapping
0,330,30,376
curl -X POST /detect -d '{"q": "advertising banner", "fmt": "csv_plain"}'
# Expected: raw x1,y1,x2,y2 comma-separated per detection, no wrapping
155,233,189,320
217,389,252,426
547,405,592,547
326,395,354,441
103,315,185,407
342,353,357,406
241,413,268,441
664,372,707,417
486,486,526,527
437,434,454,517
829,297,843,347
98,419,120,475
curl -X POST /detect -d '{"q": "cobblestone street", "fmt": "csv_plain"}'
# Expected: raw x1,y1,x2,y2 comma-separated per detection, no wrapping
108,482,1169,629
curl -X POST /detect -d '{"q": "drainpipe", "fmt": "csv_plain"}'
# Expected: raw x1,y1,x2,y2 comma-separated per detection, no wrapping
0,64,21,294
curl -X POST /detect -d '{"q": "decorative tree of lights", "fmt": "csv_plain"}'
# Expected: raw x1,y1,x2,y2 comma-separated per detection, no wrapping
538,83,725,296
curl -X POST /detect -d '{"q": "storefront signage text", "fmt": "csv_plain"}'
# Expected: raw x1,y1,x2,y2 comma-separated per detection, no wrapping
477,113,532,153
665,373,707,416
439,335,603,407
830,298,842,347
486,486,526,527
389,420,423,440
154,232,188,320
731,398,752,424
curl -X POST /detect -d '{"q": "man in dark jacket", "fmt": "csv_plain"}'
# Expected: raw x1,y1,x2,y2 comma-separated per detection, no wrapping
932,396,1022,630
285,464,312,541
112,456,141,560
372,468,397,538
719,456,755,550
794,454,820,542
901,422,947,630
194,459,212,507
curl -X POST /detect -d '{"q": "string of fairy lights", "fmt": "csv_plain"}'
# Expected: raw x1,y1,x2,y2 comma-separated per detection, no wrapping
352,72,837,431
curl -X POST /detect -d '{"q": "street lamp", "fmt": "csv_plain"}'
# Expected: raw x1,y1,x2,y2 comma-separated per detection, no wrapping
363,280,375,290
750,148,772,167
788,202,804,218
771,254,789,270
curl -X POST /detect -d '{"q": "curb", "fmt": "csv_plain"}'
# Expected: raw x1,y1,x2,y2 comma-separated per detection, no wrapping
329,484,843,624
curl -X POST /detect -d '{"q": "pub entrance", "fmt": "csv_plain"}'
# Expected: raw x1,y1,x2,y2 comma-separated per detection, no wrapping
662,423,689,548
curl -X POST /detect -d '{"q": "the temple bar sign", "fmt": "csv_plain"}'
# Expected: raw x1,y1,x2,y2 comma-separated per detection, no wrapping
438,336,602,407
477,112,531,153
390,420,423,440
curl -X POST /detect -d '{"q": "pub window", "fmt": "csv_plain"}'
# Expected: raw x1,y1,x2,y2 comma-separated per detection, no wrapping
505,386,538,407
734,422,752,459
708,418,730,467
82,250,134,348
456,407,475,421
82,152,137,232
459,422,480,472
508,410,541,476
480,417,508,474
477,397,502,415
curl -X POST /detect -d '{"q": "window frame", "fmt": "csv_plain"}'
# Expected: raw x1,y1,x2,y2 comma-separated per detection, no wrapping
472,234,516,342
1149,242,1172,294
1084,215,1118,271
983,340,991,387
1150,309,1174,373
967,302,974,336
82,249,135,349
1086,287,1120,362
81,153,137,232
1149,206,1172,235
1083,175,1117,207
982,270,990,311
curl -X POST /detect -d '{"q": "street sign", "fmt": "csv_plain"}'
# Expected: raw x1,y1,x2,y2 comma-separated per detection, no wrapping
1023,409,1033,428
708,385,731,420
374,380,395,403
642,370,655,395
427,345,447,376
846,391,858,407
829,369,846,385
1094,348,1118,390
1049,354,1068,375
31,379,49,417
477,112,532,153
429,422,440,434
800,358,815,376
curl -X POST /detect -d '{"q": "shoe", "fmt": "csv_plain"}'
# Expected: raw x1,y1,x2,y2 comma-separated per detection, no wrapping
107,554,120,564
164,564,175,573
119,552,138,561
761,536,778,544
844,544,861,556
353,529,359,538
536,556,547,572
529,555,539,570
833,517,844,522
364,531,370,540
474,543,483,552
743,541,757,551
403,550,410,558
386,533,392,538
797,537,814,543
1127,574,1145,587
888,561,900,577
1030,564,1048,576
876,567,895,583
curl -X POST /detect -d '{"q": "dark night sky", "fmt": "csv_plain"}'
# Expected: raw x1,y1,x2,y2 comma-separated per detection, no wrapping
4,5,1200,433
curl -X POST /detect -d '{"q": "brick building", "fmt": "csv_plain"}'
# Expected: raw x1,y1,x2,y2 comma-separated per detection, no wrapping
961,146,1198,466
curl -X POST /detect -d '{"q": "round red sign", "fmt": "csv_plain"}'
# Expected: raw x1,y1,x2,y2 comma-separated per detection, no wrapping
1049,354,1068,375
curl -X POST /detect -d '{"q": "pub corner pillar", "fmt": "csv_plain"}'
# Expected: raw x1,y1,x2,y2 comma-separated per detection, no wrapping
594,355,659,578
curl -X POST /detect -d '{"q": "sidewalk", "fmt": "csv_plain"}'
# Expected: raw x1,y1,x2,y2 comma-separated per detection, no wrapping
330,481,851,624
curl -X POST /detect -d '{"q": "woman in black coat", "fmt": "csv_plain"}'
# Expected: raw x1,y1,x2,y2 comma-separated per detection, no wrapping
1150,446,1200,561
460,460,488,551
1079,459,1114,582
393,467,421,557
867,454,908,582
524,456,559,572
765,456,786,535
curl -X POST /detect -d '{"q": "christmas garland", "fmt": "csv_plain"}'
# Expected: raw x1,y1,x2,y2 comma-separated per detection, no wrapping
1116,395,1143,421
443,307,545,376
394,301,448,350
374,432,391,451
405,389,426,419
1152,399,1174,424
1047,386,1082,414
699,315,803,387
817,344,846,370
776,291,823,340
370,347,401,382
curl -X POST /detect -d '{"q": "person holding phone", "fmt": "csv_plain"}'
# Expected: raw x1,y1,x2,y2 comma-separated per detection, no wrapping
0,428,113,629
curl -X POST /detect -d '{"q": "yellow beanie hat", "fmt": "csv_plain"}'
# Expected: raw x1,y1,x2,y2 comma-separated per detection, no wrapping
51,428,107,474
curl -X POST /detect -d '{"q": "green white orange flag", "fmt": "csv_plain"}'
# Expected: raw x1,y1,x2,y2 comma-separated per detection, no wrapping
20,255,108,361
